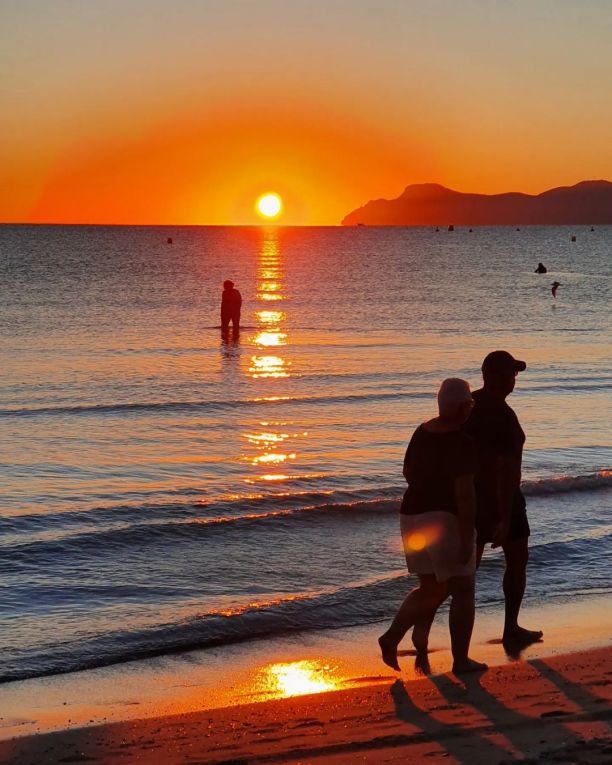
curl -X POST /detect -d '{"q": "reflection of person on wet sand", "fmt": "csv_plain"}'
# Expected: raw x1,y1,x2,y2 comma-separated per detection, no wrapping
551,281,561,298
221,280,241,333
378,379,487,675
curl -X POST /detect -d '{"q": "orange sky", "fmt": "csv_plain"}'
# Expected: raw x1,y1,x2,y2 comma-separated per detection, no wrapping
2,1,612,225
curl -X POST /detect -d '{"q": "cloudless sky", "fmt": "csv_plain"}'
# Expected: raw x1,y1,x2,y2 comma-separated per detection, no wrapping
2,0,611,224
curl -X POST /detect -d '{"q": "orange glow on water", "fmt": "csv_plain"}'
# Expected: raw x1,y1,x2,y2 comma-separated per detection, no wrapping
244,431,289,446
248,355,290,378
253,330,287,347
258,293,283,301
265,660,339,698
256,310,285,325
249,452,296,465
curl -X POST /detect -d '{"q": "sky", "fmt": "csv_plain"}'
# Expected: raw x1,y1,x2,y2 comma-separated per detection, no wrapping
2,0,612,225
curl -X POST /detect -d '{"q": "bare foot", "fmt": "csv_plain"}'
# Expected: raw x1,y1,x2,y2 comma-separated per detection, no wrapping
452,657,488,674
414,650,431,676
503,626,543,644
378,635,400,671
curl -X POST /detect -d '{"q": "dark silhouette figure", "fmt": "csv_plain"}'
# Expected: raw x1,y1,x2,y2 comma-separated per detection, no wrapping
378,378,486,675
534,262,547,274
551,281,561,298
167,237,173,244
221,280,242,333
413,352,543,652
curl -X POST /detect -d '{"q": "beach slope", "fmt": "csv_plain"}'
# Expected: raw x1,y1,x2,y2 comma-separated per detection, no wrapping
1,646,610,764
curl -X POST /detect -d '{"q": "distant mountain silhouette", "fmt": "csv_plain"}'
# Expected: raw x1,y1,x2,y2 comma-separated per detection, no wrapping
341,180,612,226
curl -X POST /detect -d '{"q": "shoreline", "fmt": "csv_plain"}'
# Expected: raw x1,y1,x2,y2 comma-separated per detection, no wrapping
1,591,610,746
1,644,610,764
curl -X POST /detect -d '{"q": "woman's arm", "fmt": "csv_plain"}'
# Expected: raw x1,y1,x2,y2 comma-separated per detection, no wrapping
455,473,476,564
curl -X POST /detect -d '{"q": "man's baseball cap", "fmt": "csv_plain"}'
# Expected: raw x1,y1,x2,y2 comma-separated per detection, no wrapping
482,350,526,375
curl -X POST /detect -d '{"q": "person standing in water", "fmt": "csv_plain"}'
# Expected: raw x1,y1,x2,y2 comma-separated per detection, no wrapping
221,280,242,333
378,378,487,675
551,281,561,298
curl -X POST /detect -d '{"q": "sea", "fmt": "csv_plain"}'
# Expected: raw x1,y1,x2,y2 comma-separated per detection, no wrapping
1,224,610,685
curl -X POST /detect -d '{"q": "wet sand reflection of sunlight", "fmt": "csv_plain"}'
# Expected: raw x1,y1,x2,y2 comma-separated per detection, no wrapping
265,660,339,698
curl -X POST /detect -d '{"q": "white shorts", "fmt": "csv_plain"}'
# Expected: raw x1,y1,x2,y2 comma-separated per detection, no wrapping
400,511,476,583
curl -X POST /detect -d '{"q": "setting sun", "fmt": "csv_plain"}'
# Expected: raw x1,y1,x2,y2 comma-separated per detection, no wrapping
256,193,283,219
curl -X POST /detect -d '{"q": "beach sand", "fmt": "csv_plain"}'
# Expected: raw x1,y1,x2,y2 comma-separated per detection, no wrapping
1,645,610,764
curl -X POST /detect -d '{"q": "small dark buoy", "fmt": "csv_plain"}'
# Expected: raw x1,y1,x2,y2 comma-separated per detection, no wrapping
448,224,454,232
167,237,173,244
571,235,576,242
516,227,520,231
469,228,473,233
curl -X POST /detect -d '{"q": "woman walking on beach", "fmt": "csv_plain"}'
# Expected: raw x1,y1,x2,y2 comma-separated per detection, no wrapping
379,378,487,674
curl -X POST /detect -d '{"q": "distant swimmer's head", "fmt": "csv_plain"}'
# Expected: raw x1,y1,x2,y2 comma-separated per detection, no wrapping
437,378,474,420
223,280,235,290
482,350,526,395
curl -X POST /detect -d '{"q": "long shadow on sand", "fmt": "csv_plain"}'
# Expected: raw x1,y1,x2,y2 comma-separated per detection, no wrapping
429,667,597,762
391,678,512,763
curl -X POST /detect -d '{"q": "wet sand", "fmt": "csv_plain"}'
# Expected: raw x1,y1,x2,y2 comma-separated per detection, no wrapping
1,645,610,764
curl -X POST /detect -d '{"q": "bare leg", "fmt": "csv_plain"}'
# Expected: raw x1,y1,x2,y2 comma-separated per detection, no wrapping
412,543,487,652
379,575,446,670
411,601,442,653
447,574,487,673
502,537,542,642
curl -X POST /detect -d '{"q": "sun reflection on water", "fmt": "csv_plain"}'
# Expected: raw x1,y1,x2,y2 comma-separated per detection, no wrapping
264,660,340,698
242,228,305,482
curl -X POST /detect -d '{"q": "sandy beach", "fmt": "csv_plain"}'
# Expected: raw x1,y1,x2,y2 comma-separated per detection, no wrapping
1,644,610,764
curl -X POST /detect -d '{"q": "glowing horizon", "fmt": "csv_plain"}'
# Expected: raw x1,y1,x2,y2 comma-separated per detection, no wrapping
2,1,612,226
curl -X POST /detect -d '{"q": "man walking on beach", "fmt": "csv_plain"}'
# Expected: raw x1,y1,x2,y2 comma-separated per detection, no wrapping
464,350,542,645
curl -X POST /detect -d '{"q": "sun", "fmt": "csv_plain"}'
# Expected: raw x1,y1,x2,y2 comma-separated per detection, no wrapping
256,193,283,219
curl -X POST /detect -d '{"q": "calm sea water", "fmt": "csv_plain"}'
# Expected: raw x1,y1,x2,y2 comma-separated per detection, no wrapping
1,224,610,683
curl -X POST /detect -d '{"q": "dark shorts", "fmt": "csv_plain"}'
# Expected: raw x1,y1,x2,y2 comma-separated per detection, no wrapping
476,509,530,547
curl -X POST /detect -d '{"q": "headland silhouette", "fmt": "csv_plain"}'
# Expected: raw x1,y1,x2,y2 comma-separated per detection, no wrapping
342,180,612,226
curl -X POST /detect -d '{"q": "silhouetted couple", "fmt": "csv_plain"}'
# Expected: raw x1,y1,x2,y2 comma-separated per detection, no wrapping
379,351,542,674
221,280,241,334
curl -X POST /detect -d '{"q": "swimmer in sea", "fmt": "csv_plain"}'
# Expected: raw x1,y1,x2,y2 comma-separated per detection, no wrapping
534,263,547,274
551,281,561,298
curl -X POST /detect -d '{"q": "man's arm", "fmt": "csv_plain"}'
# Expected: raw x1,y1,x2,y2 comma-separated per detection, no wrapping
492,454,520,548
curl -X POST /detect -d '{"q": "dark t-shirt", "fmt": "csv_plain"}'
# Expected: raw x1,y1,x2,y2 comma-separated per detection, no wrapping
462,388,526,518
221,288,242,312
400,425,476,516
